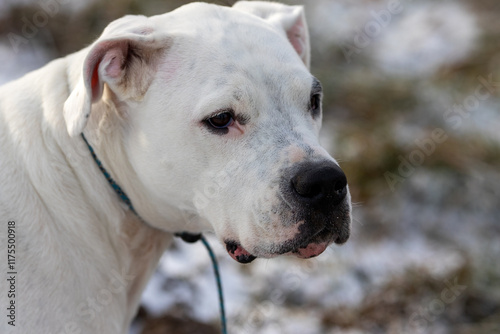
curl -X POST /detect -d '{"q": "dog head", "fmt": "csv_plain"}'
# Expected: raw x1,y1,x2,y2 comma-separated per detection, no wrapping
63,1,351,263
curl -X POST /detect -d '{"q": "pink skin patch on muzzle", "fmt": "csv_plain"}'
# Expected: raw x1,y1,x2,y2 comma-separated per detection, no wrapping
225,241,256,264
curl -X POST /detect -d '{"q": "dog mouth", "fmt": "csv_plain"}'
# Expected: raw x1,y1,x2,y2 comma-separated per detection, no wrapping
224,228,348,264
224,240,329,264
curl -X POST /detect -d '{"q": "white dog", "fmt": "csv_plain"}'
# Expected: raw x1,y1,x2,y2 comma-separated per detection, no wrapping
0,1,351,333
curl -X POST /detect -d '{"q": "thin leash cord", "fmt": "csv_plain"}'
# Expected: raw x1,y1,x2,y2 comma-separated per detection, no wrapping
81,134,138,215
200,235,228,334
81,134,228,334
175,232,228,334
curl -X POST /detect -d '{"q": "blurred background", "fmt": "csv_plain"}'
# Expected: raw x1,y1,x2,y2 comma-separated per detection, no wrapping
1,0,499,333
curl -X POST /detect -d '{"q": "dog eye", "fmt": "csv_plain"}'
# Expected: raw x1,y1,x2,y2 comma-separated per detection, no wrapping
310,93,321,117
207,111,234,129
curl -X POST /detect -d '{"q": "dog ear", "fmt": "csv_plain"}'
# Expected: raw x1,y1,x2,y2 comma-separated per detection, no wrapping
63,15,168,137
233,1,310,69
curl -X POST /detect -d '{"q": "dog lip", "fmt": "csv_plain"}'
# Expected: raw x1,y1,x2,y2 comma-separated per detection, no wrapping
225,241,256,264
293,241,329,259
334,232,349,245
283,225,348,257
223,224,349,262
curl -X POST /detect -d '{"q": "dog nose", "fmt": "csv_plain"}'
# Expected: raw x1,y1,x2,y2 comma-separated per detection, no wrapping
291,162,347,208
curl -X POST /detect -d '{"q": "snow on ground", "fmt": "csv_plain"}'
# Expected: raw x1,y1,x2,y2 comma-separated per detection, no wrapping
139,231,468,333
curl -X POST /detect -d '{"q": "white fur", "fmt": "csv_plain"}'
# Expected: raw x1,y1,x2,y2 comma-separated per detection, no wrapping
0,2,349,333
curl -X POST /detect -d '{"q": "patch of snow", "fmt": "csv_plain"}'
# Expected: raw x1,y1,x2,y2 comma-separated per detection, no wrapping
0,42,54,86
140,271,186,316
141,235,251,322
373,2,479,77
449,99,500,143
415,83,500,143
309,0,382,45
128,320,144,334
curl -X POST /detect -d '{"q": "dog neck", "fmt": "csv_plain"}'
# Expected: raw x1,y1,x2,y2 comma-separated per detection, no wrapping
76,99,173,325
115,211,172,327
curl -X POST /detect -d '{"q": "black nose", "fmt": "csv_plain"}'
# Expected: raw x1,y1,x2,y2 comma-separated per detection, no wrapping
291,162,347,208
